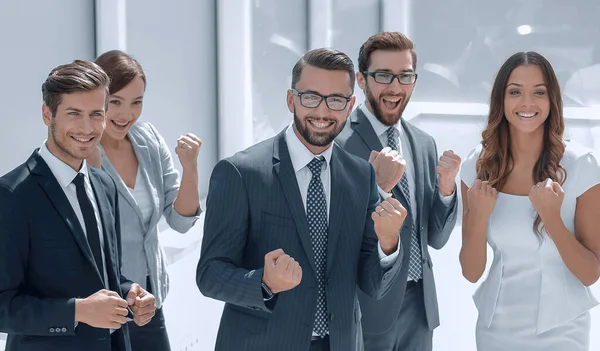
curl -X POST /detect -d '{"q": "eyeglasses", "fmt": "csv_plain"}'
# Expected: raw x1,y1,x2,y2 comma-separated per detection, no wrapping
363,71,418,85
291,89,352,111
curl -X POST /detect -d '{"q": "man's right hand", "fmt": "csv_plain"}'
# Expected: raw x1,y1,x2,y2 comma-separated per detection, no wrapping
369,147,406,193
262,249,302,294
75,289,129,329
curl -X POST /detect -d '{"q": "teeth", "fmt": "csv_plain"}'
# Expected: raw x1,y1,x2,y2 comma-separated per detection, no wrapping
383,97,400,103
309,120,331,128
517,112,536,118
113,121,129,127
73,137,92,142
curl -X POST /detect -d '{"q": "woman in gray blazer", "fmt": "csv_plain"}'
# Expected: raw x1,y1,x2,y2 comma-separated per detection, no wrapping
90,50,202,351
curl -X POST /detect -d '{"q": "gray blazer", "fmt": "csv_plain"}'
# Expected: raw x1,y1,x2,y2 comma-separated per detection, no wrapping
99,121,200,308
196,129,403,351
336,108,458,332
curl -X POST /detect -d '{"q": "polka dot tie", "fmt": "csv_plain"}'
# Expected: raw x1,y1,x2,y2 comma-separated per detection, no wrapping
386,127,422,281
307,156,329,336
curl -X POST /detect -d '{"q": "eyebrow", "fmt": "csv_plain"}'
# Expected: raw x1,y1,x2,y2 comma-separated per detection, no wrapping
65,107,104,114
507,83,546,88
111,94,144,100
371,68,414,73
301,89,352,97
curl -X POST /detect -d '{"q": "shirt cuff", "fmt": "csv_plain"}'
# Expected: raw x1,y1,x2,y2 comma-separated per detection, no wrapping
378,236,401,269
439,190,456,205
377,185,393,200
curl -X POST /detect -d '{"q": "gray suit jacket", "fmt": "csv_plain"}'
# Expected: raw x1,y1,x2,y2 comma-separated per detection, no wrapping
336,108,458,332
196,129,403,351
98,121,200,308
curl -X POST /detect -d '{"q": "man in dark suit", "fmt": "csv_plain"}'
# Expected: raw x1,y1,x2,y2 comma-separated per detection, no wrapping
336,32,460,351
0,60,157,351
197,48,407,351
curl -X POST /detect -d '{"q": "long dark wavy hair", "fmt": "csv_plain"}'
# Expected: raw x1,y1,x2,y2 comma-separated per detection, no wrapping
477,51,566,235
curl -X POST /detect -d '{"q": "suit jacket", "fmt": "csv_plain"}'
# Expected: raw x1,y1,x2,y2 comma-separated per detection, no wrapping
336,108,458,332
0,151,133,351
98,121,200,308
196,129,403,351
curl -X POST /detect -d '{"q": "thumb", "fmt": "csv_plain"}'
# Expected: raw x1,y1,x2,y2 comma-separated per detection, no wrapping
369,150,379,164
127,284,141,305
552,181,563,195
265,248,285,262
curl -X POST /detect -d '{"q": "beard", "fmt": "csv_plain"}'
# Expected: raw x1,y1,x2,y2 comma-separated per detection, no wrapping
50,118,95,163
293,110,343,148
365,81,410,127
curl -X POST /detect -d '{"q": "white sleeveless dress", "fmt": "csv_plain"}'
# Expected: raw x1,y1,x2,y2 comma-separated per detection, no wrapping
460,141,600,351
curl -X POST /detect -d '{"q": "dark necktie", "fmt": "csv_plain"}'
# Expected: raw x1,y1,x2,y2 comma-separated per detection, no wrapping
306,156,329,336
386,127,422,280
73,173,105,284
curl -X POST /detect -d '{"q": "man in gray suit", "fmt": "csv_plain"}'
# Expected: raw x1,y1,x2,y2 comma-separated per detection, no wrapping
197,48,407,351
336,32,460,351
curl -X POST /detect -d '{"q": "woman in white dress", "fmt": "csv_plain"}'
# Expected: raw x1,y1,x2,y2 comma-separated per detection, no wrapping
459,51,600,351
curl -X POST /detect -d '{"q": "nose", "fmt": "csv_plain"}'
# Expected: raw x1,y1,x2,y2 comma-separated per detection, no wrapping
80,116,95,134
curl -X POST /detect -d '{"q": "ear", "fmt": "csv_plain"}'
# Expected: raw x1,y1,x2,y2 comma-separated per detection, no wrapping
42,104,52,127
286,89,294,113
356,71,366,91
346,96,357,117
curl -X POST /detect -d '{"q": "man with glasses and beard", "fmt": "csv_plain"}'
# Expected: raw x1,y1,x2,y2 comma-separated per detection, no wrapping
197,48,406,351
336,32,460,351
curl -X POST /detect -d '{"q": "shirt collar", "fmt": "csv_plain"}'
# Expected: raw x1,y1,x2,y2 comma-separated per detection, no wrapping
359,103,404,139
38,140,89,188
284,123,333,173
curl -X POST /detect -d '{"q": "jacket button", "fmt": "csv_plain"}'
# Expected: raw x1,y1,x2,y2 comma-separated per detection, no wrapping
61,327,67,333
49,328,55,333
422,258,427,264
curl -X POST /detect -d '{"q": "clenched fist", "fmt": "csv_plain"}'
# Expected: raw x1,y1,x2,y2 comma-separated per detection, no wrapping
436,150,461,196
262,249,302,294
369,147,406,193
175,133,202,170
372,197,407,254
467,179,498,218
529,178,564,221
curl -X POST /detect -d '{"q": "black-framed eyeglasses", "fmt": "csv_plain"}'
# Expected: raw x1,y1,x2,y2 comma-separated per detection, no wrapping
291,89,352,111
363,71,418,85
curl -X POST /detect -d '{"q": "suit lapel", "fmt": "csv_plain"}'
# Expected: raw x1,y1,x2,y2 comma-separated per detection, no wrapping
272,131,318,276
27,153,102,283
89,170,119,288
326,146,347,272
129,131,161,228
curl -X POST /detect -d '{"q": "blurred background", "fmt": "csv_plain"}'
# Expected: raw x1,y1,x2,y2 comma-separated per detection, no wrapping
1,0,600,350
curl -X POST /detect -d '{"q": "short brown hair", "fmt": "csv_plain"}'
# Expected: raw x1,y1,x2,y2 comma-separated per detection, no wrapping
95,50,146,95
358,32,417,73
291,48,355,92
41,60,110,116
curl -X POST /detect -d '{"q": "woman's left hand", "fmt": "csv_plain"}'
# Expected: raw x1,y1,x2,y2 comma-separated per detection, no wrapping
175,133,202,170
529,178,564,221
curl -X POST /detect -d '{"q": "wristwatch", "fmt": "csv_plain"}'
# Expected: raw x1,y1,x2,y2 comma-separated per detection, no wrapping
261,282,275,301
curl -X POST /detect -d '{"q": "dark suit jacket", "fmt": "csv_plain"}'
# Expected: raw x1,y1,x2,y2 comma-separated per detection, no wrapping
0,151,133,351
336,108,458,332
196,129,403,351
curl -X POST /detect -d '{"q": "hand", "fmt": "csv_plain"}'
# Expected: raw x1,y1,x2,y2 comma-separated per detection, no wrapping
126,283,157,327
75,289,128,329
529,178,564,221
436,150,461,196
369,147,406,193
175,133,202,170
262,249,302,294
371,197,407,254
466,180,498,218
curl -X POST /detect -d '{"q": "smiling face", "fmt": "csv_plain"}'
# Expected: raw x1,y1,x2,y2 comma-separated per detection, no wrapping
42,89,107,170
104,76,145,140
286,64,355,154
503,64,550,136
357,49,416,126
